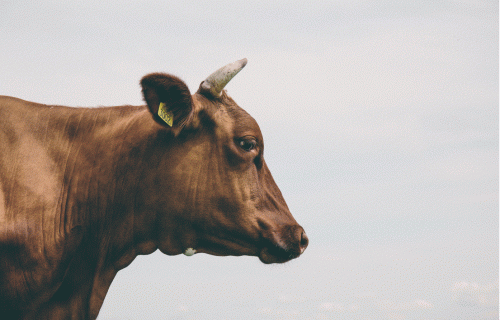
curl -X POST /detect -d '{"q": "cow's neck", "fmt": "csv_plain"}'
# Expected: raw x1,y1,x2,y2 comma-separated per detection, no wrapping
46,105,179,318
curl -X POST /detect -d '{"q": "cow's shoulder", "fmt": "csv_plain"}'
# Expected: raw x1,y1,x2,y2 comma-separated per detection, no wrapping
0,96,86,315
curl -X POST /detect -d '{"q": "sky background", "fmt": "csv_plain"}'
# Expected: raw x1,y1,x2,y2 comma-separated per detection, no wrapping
1,1,498,319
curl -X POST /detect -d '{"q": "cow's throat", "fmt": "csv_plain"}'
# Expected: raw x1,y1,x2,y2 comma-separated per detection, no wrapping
183,248,196,256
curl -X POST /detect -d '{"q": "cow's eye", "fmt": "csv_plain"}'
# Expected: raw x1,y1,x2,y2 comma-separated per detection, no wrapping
238,138,257,152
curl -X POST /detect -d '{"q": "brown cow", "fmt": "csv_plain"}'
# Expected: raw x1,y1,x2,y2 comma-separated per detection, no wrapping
0,59,308,319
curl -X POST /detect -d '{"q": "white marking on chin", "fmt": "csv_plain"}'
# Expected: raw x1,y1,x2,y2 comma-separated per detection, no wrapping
184,248,196,256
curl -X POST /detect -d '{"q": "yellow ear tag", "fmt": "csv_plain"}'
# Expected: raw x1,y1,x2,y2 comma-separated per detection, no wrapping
158,102,173,127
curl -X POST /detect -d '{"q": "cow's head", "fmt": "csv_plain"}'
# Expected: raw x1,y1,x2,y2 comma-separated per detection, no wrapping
139,59,307,264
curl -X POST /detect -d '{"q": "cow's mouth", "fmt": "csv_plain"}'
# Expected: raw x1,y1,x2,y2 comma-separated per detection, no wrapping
258,227,309,264
259,238,308,264
192,243,304,264
187,227,308,264
259,246,299,264
193,236,259,257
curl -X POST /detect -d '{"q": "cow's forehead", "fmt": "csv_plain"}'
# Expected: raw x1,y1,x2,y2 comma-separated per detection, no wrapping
192,92,262,139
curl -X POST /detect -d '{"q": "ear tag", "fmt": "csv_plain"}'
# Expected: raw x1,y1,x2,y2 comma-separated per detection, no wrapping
158,102,174,127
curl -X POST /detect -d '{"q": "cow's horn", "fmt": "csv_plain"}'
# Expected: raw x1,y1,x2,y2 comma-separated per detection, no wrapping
198,58,247,97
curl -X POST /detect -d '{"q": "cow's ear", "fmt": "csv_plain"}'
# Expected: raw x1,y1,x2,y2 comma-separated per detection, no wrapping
140,73,193,128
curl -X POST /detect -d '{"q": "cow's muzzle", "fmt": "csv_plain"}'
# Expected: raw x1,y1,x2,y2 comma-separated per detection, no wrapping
259,225,308,264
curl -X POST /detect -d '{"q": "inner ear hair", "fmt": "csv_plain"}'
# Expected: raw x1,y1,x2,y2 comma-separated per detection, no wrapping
140,73,193,128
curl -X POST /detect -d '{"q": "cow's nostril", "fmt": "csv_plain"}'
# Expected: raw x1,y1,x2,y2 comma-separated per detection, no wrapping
299,230,308,253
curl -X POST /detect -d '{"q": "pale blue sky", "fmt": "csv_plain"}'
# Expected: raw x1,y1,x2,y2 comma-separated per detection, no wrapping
1,1,498,319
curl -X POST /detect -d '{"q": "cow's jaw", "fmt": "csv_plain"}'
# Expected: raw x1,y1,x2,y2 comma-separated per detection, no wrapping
175,220,308,264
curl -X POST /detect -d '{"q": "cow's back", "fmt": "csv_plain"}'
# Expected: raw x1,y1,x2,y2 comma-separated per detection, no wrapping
0,96,64,225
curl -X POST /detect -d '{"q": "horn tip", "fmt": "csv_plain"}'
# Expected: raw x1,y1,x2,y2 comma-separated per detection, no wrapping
239,58,248,67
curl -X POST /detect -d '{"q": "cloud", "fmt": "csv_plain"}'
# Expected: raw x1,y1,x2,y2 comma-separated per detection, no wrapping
176,305,189,312
451,281,498,307
319,302,344,312
256,308,300,317
319,302,359,312
377,299,434,311
278,294,309,304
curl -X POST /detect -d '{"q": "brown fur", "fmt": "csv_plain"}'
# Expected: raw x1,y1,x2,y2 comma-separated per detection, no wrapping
0,71,307,319
140,73,193,128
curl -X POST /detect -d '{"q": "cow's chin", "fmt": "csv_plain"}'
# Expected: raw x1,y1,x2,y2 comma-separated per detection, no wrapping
193,239,258,258
258,246,301,264
195,247,299,264
192,240,300,264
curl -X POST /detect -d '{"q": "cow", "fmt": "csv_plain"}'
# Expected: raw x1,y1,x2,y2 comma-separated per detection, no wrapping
0,59,308,319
